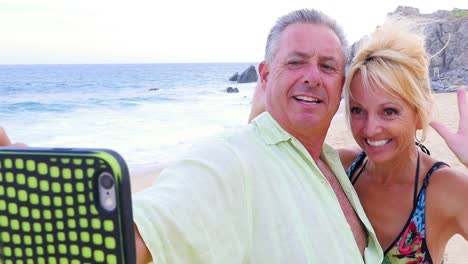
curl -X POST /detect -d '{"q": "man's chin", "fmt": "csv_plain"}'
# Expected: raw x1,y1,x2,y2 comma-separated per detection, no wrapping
291,115,331,129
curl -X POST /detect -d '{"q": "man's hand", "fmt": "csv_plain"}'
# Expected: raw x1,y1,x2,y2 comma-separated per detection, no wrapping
0,127,12,146
430,87,468,167
135,224,152,264
0,127,27,147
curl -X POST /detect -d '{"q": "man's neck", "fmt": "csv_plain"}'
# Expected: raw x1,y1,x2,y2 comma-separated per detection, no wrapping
294,131,326,161
267,112,330,161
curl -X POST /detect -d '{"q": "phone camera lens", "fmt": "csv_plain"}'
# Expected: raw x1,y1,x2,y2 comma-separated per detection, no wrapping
99,173,114,189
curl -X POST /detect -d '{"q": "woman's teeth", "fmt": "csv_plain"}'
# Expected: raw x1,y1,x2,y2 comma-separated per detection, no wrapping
367,139,390,147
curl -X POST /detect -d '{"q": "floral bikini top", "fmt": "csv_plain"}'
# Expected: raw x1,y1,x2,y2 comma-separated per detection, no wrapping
346,152,448,264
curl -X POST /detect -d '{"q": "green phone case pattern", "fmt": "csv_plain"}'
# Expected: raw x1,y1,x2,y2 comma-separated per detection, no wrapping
0,149,134,264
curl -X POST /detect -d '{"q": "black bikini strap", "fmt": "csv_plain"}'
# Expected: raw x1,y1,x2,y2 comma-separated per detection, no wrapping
347,152,367,185
413,152,420,208
422,161,450,188
352,160,367,185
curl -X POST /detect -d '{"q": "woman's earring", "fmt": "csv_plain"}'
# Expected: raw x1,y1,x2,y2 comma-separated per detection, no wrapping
415,129,423,143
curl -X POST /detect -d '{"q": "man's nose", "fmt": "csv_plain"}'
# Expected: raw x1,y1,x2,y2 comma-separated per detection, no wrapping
303,64,321,87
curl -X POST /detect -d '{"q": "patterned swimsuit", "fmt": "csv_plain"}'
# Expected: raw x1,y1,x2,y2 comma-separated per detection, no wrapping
347,152,448,264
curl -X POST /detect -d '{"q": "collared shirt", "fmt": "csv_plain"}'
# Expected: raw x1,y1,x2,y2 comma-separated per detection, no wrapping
132,112,383,263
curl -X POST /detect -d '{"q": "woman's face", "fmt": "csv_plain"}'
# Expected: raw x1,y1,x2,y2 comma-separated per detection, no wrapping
348,72,420,163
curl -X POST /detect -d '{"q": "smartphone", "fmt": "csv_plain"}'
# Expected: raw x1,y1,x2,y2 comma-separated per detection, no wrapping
0,148,135,264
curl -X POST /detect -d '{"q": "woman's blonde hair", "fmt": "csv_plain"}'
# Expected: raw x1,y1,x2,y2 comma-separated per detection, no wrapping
343,16,434,141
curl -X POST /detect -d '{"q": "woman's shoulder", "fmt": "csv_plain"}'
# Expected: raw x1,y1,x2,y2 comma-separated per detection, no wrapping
422,153,466,188
337,146,362,171
428,167,467,194
424,157,467,187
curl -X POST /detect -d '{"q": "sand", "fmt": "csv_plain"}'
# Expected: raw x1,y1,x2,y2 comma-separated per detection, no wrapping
131,92,467,263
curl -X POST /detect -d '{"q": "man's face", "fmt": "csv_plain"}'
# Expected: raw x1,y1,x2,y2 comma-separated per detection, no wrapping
260,23,345,137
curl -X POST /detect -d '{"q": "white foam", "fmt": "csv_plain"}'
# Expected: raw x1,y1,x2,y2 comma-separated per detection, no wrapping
5,88,254,170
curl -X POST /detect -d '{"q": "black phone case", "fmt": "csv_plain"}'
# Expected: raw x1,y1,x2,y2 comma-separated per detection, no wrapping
0,148,135,264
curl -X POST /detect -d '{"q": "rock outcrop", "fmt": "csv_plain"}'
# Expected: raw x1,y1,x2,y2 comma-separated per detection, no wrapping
390,6,467,92
229,72,239,81
226,87,239,93
229,65,258,83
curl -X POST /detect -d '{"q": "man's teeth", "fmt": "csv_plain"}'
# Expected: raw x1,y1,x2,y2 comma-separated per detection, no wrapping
295,96,320,103
367,139,390,147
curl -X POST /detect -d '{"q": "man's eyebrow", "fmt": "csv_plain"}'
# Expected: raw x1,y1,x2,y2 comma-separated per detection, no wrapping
287,51,311,59
319,55,339,62
288,52,340,63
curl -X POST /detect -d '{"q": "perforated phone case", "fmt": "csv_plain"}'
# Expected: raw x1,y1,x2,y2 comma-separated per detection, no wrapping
0,148,135,264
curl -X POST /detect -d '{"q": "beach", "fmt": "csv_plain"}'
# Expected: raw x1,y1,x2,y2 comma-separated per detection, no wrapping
130,91,467,262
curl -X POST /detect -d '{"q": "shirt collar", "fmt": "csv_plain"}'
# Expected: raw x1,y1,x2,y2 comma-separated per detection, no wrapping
252,112,292,145
252,112,337,160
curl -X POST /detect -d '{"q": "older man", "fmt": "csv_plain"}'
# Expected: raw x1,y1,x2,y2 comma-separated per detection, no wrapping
132,9,382,264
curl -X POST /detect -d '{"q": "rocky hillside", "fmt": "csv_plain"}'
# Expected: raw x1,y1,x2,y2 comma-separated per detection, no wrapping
351,6,467,92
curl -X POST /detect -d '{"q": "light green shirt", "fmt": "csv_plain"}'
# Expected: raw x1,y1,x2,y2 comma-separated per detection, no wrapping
133,112,383,263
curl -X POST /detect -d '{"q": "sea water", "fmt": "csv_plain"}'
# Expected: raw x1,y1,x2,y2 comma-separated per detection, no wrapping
0,63,257,170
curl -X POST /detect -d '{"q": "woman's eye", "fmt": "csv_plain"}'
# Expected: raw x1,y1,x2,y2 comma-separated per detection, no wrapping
350,107,362,115
383,108,398,116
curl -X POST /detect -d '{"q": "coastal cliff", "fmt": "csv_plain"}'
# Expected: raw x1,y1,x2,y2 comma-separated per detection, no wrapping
350,6,467,92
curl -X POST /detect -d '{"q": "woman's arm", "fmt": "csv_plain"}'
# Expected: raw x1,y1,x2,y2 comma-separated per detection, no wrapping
429,167,468,241
248,81,266,123
338,147,362,171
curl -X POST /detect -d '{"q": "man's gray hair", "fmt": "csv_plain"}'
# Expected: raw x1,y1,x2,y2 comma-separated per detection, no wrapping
264,9,349,64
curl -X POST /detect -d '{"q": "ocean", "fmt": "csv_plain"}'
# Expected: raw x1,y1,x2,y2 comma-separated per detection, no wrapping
0,63,257,171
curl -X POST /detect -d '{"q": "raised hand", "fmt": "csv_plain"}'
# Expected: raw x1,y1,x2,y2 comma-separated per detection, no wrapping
430,87,468,167
0,127,27,147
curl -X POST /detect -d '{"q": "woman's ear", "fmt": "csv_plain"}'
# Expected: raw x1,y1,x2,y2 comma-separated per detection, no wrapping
416,113,423,130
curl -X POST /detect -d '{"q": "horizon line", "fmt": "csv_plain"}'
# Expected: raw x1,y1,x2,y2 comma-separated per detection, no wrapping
0,61,261,66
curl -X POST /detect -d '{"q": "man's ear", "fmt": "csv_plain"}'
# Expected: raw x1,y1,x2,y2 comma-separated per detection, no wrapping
259,61,269,89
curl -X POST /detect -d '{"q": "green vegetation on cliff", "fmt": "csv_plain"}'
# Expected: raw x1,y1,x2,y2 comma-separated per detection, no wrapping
451,10,468,17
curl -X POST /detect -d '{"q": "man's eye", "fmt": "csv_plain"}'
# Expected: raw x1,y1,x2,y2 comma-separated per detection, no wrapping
288,61,303,66
321,64,336,72
350,107,362,115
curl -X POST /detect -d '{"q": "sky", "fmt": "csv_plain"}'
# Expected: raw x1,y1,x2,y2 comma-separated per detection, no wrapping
0,0,466,64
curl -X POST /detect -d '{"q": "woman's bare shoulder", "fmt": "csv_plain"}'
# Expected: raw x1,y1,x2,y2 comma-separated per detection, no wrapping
428,165,467,190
